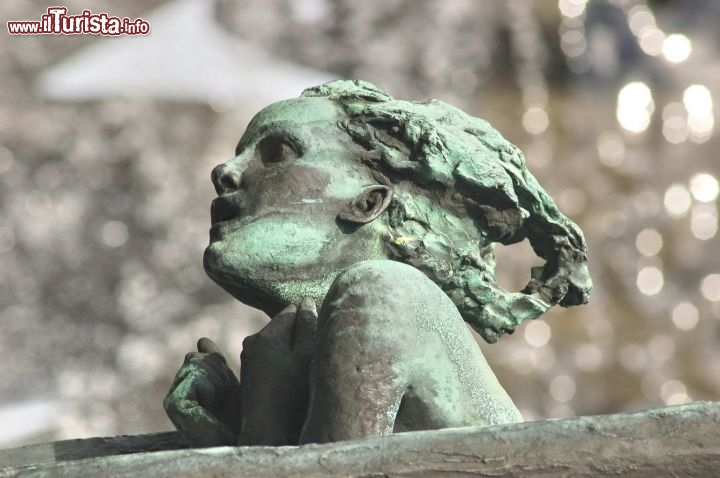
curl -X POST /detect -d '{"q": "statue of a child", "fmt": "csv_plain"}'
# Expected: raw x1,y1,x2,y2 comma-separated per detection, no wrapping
164,80,591,446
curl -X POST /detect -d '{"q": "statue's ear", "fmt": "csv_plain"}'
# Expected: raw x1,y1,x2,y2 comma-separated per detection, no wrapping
337,185,394,225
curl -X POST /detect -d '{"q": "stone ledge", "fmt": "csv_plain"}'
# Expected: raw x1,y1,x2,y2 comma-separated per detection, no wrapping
1,401,718,477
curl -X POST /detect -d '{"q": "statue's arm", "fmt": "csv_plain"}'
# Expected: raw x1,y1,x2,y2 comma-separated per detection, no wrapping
236,300,317,446
299,261,413,444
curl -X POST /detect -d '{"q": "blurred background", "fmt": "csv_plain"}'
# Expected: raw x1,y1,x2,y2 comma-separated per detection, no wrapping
1,0,719,448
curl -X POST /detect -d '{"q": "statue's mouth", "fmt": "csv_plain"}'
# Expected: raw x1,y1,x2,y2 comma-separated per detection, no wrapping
210,196,242,225
209,196,244,243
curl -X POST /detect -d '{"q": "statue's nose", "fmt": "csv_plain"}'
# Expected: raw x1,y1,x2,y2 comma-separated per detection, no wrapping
211,163,242,195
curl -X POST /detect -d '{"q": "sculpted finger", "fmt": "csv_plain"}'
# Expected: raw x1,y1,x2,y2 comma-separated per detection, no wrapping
172,360,206,390
275,303,297,322
202,354,239,385
200,357,234,389
167,368,203,413
164,386,236,447
197,337,227,363
194,373,220,407
294,297,318,348
173,367,233,419
263,303,297,340
168,400,237,447
184,351,204,365
173,355,228,389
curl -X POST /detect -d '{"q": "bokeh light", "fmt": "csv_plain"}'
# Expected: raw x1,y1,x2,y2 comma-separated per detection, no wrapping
522,107,549,135
617,81,654,133
635,228,663,257
664,184,692,218
683,85,714,143
661,379,691,405
700,274,720,301
671,303,699,331
662,34,692,63
627,6,656,36
558,0,588,19
690,204,718,240
574,343,604,372
524,320,552,348
689,173,719,203
637,266,664,296
549,375,576,402
662,103,688,144
638,28,665,56
597,131,625,167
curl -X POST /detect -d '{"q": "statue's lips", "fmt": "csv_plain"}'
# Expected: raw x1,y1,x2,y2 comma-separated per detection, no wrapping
210,196,241,226
208,202,290,243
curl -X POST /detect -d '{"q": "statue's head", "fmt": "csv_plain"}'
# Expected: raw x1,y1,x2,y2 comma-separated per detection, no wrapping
204,80,591,342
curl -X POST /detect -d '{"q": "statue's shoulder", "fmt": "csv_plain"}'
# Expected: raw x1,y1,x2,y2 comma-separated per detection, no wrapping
321,260,464,337
327,260,446,305
337,260,433,285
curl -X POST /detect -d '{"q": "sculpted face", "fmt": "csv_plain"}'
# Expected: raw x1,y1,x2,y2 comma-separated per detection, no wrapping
203,97,387,315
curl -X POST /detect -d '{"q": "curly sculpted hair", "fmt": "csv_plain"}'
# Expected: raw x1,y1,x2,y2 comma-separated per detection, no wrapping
302,80,592,342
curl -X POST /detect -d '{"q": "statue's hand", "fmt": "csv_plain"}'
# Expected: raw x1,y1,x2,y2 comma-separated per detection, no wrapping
238,298,318,445
163,338,241,447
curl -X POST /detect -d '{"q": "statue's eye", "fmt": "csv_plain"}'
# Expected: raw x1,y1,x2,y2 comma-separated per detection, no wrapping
255,136,299,165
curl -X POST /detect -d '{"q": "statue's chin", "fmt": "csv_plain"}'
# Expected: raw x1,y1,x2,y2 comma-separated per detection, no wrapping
202,212,346,310
202,244,278,314
203,242,335,316
202,212,386,315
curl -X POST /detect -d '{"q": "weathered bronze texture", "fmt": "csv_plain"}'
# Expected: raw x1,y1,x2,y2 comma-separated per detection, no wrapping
164,80,591,446
5,402,717,477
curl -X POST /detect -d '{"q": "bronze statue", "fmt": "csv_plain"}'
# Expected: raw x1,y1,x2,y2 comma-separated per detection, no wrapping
164,80,591,447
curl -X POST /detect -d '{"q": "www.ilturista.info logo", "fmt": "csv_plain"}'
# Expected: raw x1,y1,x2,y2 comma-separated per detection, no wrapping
7,7,150,36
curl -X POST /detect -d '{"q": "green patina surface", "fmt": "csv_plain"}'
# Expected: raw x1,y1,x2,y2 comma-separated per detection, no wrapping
165,80,592,447
206,80,591,337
